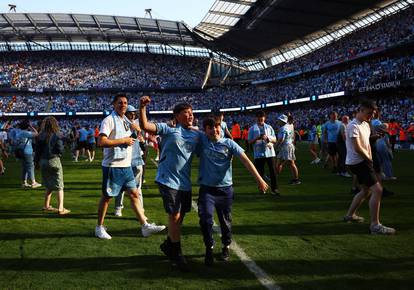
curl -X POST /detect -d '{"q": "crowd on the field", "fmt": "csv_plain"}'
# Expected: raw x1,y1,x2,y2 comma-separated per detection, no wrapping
2,96,414,151
0,52,208,90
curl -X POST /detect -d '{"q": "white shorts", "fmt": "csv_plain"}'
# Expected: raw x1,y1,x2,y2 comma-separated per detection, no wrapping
277,143,296,161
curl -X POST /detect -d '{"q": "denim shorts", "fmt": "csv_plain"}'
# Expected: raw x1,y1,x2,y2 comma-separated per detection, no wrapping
102,166,137,197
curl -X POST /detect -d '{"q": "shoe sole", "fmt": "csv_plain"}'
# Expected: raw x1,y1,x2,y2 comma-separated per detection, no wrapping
95,235,112,240
142,226,166,238
370,231,396,235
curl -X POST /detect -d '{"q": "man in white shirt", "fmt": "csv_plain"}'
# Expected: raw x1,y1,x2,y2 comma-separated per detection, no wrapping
95,93,165,240
343,100,395,235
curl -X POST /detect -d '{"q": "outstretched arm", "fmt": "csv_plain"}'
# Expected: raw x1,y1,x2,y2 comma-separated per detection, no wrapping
238,152,269,193
138,96,157,134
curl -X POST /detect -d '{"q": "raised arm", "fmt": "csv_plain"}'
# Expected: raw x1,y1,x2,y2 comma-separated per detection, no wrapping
138,96,157,134
238,152,269,193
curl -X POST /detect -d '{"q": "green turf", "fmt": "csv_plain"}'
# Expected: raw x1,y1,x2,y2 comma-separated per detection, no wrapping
0,143,413,289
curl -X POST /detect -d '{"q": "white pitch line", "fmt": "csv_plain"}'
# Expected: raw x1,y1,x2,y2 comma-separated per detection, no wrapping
149,157,280,290
190,200,280,290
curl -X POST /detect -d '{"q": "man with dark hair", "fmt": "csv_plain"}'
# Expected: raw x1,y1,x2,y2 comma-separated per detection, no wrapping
95,93,165,240
139,95,200,272
343,100,395,235
248,111,279,195
323,111,341,173
198,117,268,266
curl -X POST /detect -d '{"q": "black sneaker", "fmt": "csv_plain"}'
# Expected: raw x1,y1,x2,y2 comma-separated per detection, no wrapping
219,246,230,262
172,255,190,272
271,189,281,196
289,179,301,185
204,247,214,266
160,239,172,259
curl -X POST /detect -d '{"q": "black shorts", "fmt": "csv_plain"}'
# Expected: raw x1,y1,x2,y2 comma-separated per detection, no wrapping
77,141,87,150
348,160,378,188
371,148,381,173
87,143,96,151
158,183,192,214
328,142,338,156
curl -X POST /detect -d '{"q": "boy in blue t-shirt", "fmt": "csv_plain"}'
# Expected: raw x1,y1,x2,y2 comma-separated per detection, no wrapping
198,118,268,266
139,95,200,272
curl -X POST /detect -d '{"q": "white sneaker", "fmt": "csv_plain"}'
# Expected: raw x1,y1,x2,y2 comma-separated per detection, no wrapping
95,225,112,239
341,172,352,178
22,182,31,188
314,158,321,164
31,182,42,188
141,223,166,238
370,224,396,235
114,207,123,217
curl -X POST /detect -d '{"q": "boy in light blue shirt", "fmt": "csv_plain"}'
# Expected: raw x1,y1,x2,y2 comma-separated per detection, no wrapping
139,95,200,272
198,117,268,266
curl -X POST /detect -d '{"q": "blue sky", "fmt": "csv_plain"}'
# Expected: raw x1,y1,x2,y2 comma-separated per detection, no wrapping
0,0,215,27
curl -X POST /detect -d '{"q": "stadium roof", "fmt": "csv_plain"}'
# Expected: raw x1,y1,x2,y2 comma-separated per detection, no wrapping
0,13,198,46
194,0,411,60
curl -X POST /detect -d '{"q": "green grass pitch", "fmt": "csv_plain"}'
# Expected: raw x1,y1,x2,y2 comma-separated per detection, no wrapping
0,143,413,289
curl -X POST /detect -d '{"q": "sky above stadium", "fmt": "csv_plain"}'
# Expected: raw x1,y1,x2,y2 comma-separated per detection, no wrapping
0,0,215,27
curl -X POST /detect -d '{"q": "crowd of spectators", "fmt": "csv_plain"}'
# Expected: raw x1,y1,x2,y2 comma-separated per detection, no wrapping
236,5,414,82
1,53,413,113
2,97,413,138
0,52,208,90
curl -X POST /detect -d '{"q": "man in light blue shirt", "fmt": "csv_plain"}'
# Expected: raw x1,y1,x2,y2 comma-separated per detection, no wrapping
139,95,200,272
248,111,279,195
197,117,268,266
75,126,89,162
323,111,341,172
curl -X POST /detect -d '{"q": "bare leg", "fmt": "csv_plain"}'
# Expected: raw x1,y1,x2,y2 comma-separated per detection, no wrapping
309,144,318,160
289,160,299,180
43,190,53,208
168,213,183,242
97,195,111,225
57,190,65,211
128,189,147,225
368,182,383,226
276,159,285,174
346,186,370,217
